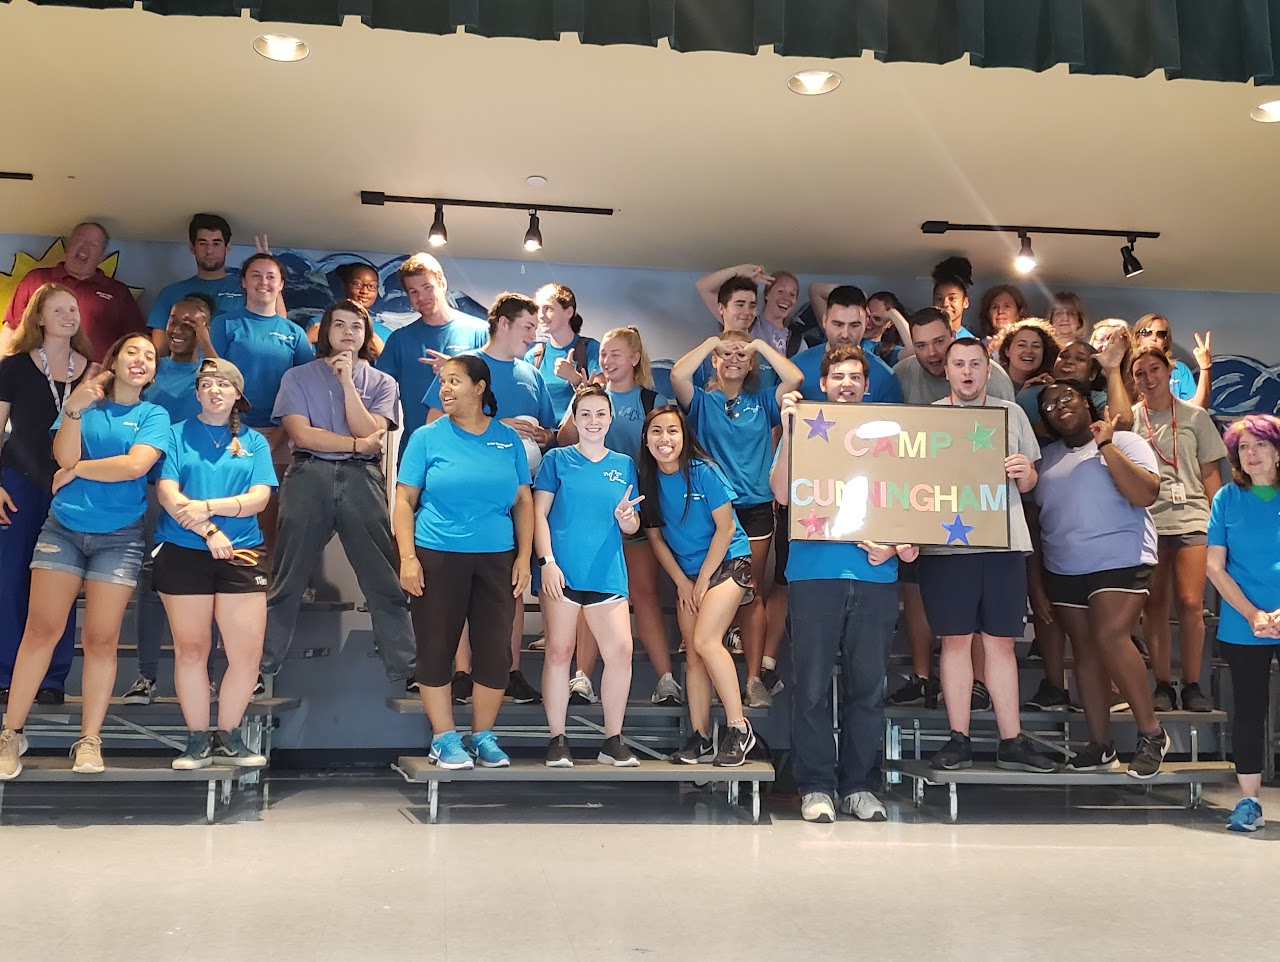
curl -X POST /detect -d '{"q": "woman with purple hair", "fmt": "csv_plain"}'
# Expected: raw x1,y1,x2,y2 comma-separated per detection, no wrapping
1206,414,1280,832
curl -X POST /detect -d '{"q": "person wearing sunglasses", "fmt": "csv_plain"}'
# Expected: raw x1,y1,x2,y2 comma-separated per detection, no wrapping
153,358,276,769
1133,313,1212,410
670,329,802,709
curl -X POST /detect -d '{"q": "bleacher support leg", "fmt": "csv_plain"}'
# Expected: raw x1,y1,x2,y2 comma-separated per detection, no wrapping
751,781,760,823
948,784,958,822
428,782,439,824
1190,782,1202,809
206,782,216,824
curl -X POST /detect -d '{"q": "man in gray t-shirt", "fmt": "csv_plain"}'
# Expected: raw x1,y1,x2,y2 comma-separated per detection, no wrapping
894,309,1016,404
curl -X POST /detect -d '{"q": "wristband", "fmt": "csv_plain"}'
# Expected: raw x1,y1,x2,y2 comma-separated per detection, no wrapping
65,409,82,420
538,555,555,567
1096,439,1113,451
352,437,358,454
204,524,220,540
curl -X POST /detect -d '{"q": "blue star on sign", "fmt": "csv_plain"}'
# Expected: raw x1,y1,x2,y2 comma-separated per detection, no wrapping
803,408,836,442
942,513,975,546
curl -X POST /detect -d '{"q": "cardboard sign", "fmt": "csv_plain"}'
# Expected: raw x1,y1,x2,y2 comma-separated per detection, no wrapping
787,401,1011,548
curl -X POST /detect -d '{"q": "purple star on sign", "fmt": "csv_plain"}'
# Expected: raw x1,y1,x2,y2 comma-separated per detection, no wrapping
941,513,975,547
804,408,836,442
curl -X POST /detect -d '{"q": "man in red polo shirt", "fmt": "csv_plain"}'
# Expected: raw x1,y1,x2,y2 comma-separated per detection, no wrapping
0,222,145,361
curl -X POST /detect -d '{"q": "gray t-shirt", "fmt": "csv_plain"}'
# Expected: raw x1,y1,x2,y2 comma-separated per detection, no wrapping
893,355,1016,404
922,396,1039,556
749,315,790,355
272,358,401,459
1131,398,1228,535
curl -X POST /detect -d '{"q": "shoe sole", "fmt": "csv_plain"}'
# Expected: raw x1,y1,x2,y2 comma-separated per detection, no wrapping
844,808,887,821
1066,760,1120,772
597,754,640,767
505,697,540,705
1227,820,1264,832
212,757,266,768
671,755,715,765
568,696,598,706
72,762,105,774
545,758,574,768
930,760,972,771
996,761,1059,773
428,755,474,771
803,811,835,823
0,765,21,780
651,696,683,706
120,696,153,706
476,758,510,768
172,757,214,771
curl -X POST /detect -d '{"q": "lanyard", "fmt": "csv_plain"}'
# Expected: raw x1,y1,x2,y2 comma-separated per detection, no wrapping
1140,398,1178,472
37,346,76,413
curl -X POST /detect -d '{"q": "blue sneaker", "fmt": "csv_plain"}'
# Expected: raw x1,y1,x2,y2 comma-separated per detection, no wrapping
429,731,474,770
463,730,510,768
1227,797,1264,833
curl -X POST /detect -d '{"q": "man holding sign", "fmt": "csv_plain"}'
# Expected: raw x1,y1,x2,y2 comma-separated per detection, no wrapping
769,345,917,823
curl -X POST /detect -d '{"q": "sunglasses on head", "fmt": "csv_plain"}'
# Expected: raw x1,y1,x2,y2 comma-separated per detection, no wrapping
1137,328,1169,340
724,396,741,420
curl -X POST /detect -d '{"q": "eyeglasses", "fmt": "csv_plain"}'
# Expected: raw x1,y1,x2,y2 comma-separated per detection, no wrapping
1041,389,1082,414
349,282,379,293
1136,328,1169,340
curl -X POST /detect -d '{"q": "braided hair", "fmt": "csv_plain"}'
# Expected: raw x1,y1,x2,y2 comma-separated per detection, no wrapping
228,408,245,457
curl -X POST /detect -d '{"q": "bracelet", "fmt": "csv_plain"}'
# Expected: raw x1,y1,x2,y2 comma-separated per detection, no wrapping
400,555,417,563
65,409,82,421
1096,439,1113,451
233,496,243,517
204,524,220,540
352,437,358,454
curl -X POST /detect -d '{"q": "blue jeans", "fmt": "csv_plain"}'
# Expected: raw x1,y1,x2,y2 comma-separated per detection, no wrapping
31,514,145,586
788,578,899,798
0,467,76,690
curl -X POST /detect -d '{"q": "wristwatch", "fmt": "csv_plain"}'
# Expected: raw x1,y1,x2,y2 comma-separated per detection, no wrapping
538,555,554,567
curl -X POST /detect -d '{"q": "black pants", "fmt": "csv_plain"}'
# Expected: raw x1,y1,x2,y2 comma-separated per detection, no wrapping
1220,640,1280,776
412,547,515,689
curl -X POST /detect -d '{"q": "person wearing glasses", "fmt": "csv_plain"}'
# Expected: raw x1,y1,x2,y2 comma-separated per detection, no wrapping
1133,314,1212,409
307,263,391,359
670,330,802,709
1047,292,1089,348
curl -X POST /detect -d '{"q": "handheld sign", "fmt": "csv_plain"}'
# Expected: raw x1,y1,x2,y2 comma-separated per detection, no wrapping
787,402,1010,548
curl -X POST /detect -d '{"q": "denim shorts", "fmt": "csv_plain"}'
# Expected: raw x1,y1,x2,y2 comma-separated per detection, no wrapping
30,514,146,587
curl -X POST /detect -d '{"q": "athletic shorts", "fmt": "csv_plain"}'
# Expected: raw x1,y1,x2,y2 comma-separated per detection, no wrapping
773,502,790,586
917,551,1027,638
562,587,625,608
152,542,271,595
624,529,648,546
709,555,756,606
31,515,145,587
1043,565,1153,609
1158,532,1207,550
734,502,774,541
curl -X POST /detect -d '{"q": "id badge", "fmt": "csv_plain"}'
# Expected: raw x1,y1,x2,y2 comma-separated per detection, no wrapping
1170,482,1187,504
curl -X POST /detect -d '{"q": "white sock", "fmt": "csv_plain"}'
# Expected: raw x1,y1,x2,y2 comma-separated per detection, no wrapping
762,656,777,672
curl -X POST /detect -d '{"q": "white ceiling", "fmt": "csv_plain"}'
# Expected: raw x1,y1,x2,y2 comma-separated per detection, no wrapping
1,0,1277,292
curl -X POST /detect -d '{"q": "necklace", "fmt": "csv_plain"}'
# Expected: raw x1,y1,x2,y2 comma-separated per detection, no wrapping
201,419,231,450
37,345,76,412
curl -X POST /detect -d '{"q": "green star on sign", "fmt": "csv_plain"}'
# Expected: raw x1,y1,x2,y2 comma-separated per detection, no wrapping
965,421,997,452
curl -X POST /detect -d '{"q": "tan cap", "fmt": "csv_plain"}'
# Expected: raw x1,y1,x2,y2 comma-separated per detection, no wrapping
196,357,251,412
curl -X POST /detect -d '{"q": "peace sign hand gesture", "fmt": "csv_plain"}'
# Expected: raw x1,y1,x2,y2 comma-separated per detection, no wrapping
1193,331,1213,371
1090,412,1122,447
614,485,644,529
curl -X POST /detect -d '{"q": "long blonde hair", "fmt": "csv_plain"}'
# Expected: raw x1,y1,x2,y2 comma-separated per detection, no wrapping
600,326,654,389
7,283,94,358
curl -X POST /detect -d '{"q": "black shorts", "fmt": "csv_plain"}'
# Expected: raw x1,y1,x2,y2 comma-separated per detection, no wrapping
1158,532,1207,550
734,502,774,541
1044,565,1153,609
898,558,920,586
562,587,625,608
151,542,270,595
773,502,790,586
709,555,756,606
918,551,1027,638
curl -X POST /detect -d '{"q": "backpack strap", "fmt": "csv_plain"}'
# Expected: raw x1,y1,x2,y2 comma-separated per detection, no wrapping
571,336,590,375
640,387,658,415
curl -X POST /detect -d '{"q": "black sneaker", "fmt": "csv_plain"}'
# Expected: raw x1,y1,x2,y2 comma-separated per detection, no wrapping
1128,727,1170,780
760,666,785,696
713,721,756,767
996,734,1058,773
970,680,992,712
1152,681,1176,712
545,734,573,768
1022,679,1072,712
35,687,65,706
405,678,421,694
888,674,939,707
597,735,639,767
1024,638,1044,662
671,731,715,765
1180,682,1213,712
930,731,972,771
451,671,473,705
505,669,541,705
1066,742,1119,772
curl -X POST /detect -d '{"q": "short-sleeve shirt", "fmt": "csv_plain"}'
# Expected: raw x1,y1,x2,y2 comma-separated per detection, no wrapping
1208,484,1280,647
893,355,1017,405
143,356,203,424
687,385,781,508
0,352,88,489
398,416,529,553
51,401,170,533
1132,398,1229,535
147,275,244,329
422,350,555,428
533,446,636,598
605,385,668,462
271,359,400,458
923,396,1039,556
375,311,488,453
209,310,314,428
792,343,903,405
749,316,791,355
156,420,277,550
525,334,602,423
3,264,145,362
646,459,750,578
1033,432,1159,575
1170,360,1198,402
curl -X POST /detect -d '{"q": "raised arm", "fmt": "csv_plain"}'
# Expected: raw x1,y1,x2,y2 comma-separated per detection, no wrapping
751,339,802,399
670,336,721,409
696,264,770,321
1097,338,1133,429
1093,418,1160,507
808,282,836,319
1190,331,1213,410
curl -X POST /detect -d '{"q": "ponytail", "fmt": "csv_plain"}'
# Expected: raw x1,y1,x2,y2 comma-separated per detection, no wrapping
228,408,245,457
482,387,498,417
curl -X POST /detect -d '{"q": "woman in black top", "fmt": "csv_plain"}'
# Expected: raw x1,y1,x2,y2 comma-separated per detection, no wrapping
0,283,93,702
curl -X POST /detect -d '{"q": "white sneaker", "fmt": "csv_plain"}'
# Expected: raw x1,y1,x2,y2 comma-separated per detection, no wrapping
0,729,29,780
651,672,683,705
840,791,887,821
568,670,598,705
801,792,836,823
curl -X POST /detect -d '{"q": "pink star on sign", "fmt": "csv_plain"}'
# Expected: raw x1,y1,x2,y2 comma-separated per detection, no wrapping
800,509,829,538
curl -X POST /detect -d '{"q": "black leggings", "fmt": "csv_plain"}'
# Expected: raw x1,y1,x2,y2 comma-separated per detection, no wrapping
411,548,515,690
1220,640,1280,776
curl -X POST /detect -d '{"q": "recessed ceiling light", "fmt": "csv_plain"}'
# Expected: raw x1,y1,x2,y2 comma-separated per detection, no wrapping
526,175,547,187
787,69,841,96
1250,99,1280,123
253,34,309,63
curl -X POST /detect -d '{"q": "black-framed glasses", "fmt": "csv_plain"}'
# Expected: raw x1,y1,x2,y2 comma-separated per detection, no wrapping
1041,387,1083,414
349,282,379,293
1137,328,1169,340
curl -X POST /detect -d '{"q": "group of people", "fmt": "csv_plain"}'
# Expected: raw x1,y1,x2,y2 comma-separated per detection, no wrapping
0,220,1275,834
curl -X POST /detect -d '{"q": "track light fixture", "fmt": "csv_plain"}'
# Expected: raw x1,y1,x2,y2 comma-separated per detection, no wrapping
1014,233,1036,274
921,220,1159,281
361,190,612,253
1121,237,1144,278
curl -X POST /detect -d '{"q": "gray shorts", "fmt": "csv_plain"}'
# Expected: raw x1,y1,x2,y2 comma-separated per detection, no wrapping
31,514,145,587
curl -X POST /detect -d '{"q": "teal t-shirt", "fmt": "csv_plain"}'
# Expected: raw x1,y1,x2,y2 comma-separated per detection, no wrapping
604,385,668,462
209,309,314,427
147,274,244,329
792,343,903,405
648,459,750,578
687,385,780,508
143,356,203,424
525,334,602,422
423,351,556,430
1207,483,1280,646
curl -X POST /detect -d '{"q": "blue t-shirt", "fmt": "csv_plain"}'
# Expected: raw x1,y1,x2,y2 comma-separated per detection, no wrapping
1170,360,1197,402
143,356,203,424
687,385,780,508
605,385,668,462
694,356,779,394
376,312,488,452
792,343,903,405
156,420,278,550
1207,484,1280,647
147,274,245,330
648,459,750,578
533,446,636,598
51,401,170,533
423,350,555,428
863,337,903,367
210,310,314,428
398,416,529,553
525,335,602,423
